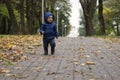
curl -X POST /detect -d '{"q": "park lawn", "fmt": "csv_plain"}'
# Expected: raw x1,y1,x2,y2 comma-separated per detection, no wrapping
0,35,42,65
94,36,120,43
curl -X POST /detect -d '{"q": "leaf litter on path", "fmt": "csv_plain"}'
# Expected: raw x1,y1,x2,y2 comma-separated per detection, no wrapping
0,35,42,64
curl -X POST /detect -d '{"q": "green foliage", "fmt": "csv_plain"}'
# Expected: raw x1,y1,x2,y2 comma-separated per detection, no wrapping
53,0,72,36
78,10,85,36
78,27,85,36
0,4,9,17
79,0,120,36
14,8,20,22
0,0,71,35
103,0,120,36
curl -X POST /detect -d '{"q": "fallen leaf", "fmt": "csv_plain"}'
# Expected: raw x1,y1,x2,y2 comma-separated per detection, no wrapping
85,55,90,58
6,73,12,76
0,68,10,73
78,54,90,58
80,63,86,66
28,46,34,49
101,57,104,59
14,67,22,70
78,48,87,53
89,79,96,80
20,56,28,61
0,35,42,63
74,70,81,74
15,74,28,79
86,61,95,65
63,66,68,69
74,62,79,65
7,43,12,49
31,67,42,72
29,49,36,55
93,50,101,54
64,73,71,77
79,54,85,58
46,72,60,75
118,55,120,58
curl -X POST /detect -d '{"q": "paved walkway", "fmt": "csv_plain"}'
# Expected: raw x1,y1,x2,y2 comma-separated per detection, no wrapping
0,37,120,80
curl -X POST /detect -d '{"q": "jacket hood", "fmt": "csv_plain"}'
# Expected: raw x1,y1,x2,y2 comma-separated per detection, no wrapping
44,12,53,20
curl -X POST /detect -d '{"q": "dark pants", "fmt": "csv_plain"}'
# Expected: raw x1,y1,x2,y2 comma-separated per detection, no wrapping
43,38,56,55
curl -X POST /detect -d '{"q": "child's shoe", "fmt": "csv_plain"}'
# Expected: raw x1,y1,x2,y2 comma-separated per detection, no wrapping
44,51,48,55
51,51,54,55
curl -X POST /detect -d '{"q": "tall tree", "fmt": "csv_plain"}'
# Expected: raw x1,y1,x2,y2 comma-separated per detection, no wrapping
0,2,8,34
5,0,19,34
26,0,35,34
104,0,120,35
79,0,97,36
98,0,106,35
0,0,71,35
0,16,6,34
19,0,25,34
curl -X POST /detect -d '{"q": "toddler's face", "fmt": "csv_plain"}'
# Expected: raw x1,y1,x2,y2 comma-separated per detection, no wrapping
47,16,53,23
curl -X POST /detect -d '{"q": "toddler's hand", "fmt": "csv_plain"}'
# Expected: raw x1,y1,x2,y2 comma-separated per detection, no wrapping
42,31,44,34
56,36,58,39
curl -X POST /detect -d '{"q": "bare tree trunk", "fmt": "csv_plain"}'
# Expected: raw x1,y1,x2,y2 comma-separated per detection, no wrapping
0,16,6,34
5,0,19,34
32,0,37,34
116,23,120,35
19,0,25,34
79,0,97,36
26,0,33,34
26,0,36,34
85,15,94,36
98,0,106,35
7,19,11,34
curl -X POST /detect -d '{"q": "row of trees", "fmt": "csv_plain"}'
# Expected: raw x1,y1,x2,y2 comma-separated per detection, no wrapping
79,0,120,36
104,0,120,35
0,0,40,34
1,0,119,36
0,0,71,35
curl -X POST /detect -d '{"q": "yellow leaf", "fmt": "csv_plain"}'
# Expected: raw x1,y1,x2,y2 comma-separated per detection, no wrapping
86,61,95,65
7,43,12,48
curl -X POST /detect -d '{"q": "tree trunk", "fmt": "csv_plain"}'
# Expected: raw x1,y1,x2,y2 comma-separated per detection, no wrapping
19,0,25,34
7,19,11,34
0,15,2,33
0,16,6,34
26,0,33,34
84,15,94,36
26,0,36,34
116,23,120,35
98,0,106,35
32,0,37,34
79,0,97,36
5,0,19,34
